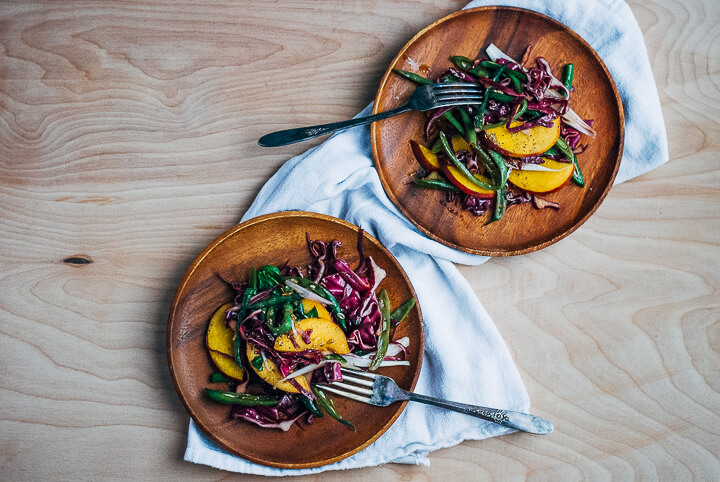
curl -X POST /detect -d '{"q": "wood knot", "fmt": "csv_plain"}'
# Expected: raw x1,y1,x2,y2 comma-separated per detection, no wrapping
63,255,93,266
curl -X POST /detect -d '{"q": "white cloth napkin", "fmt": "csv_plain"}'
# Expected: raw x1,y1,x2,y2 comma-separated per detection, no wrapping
184,0,667,475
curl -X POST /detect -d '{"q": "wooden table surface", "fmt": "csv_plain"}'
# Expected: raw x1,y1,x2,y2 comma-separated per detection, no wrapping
1,1,718,479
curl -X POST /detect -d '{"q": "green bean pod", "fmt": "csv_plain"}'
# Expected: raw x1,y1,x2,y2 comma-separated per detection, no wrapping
205,389,280,406
439,132,498,191
299,395,324,418
369,289,392,371
413,178,460,192
392,69,433,85
450,55,473,71
555,138,585,186
458,107,477,145
563,64,574,91
245,292,302,311
390,297,416,325
284,277,347,331
312,386,356,431
209,373,231,383
443,111,465,134
485,150,510,225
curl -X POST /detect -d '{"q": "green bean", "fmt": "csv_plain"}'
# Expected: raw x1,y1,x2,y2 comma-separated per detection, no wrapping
370,289,392,371
487,185,507,225
299,395,324,418
392,68,433,85
450,55,473,71
413,178,460,192
470,66,491,78
487,91,516,103
485,150,510,225
439,132,497,191
390,297,416,325
430,136,444,154
471,144,501,186
245,292,301,311
458,107,476,145
512,98,528,121
312,386,356,431
281,302,294,334
508,74,523,93
563,64,574,91
324,353,347,363
555,138,584,186
209,373,231,383
479,61,528,82
443,110,464,134
205,389,280,406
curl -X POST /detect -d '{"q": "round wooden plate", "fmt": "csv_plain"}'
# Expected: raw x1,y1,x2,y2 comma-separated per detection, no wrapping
166,211,423,469
371,7,624,256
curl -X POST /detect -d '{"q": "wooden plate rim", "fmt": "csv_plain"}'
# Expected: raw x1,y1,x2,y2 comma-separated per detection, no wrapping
166,210,424,468
370,6,625,256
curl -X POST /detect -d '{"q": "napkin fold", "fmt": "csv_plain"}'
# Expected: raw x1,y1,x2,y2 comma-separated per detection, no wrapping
184,0,667,475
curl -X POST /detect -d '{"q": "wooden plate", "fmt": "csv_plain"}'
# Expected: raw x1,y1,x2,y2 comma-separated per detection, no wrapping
371,7,624,256
166,211,423,469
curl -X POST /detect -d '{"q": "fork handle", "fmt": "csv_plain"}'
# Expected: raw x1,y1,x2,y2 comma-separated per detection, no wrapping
403,390,553,435
258,104,411,147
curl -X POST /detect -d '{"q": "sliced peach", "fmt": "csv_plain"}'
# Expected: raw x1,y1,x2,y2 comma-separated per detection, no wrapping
451,135,471,153
274,317,350,355
246,342,311,393
483,117,561,157
440,163,495,198
301,299,331,321
508,158,574,193
410,140,441,171
206,303,245,381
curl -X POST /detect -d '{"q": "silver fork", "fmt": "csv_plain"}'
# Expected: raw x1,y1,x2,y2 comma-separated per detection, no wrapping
321,367,553,435
258,83,483,147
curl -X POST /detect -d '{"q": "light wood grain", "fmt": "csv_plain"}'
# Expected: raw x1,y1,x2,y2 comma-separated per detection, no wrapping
1,0,718,480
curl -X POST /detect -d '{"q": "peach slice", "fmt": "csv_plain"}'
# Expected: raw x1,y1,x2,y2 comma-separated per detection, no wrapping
440,134,494,198
451,135,471,153
301,299,332,321
246,342,311,393
483,117,561,157
410,140,441,171
206,303,245,381
508,158,574,193
440,163,495,198
274,317,350,355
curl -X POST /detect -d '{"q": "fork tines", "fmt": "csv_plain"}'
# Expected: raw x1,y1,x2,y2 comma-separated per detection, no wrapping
318,368,378,405
434,82,482,93
432,82,483,106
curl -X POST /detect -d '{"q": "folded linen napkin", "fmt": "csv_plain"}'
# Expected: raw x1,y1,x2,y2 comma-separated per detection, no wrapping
184,0,667,475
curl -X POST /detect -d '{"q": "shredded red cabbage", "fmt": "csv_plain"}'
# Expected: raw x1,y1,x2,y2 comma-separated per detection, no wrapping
231,395,309,432
311,361,343,385
463,196,494,216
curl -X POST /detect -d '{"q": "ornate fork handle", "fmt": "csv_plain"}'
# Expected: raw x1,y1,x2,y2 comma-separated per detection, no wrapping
257,105,412,147
400,390,553,435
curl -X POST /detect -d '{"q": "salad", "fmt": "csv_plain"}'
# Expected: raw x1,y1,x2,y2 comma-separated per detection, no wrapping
205,229,416,431
395,44,596,223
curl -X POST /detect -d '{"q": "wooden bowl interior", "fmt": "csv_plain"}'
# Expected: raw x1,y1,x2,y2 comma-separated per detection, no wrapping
167,211,423,468
371,7,624,256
